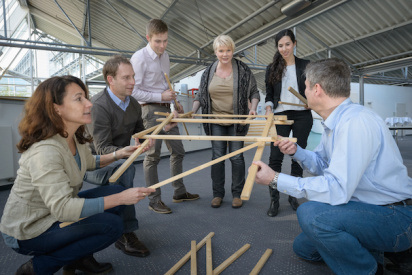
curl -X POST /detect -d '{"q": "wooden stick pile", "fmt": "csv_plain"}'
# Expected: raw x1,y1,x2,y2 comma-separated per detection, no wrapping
165,232,272,275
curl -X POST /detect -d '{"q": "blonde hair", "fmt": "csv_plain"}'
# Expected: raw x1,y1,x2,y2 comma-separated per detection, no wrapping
213,35,235,52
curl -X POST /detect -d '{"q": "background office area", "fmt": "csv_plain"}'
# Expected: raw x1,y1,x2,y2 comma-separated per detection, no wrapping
0,0,412,274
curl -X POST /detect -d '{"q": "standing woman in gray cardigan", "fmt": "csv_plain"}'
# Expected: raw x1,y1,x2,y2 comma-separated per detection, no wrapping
264,29,313,217
192,35,260,209
0,76,154,275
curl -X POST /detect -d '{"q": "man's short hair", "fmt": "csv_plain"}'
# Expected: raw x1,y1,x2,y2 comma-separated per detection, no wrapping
305,58,351,98
103,55,131,85
213,35,235,52
146,19,168,38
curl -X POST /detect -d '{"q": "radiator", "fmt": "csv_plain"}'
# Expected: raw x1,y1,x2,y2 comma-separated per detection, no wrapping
0,126,15,180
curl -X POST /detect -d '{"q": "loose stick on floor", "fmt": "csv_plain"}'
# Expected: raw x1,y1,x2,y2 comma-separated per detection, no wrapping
241,113,274,200
288,86,308,105
109,113,174,183
165,232,215,275
213,244,251,275
249,249,273,275
206,237,213,275
191,241,197,275
150,142,260,189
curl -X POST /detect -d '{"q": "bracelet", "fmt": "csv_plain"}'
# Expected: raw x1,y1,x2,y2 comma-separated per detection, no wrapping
113,151,118,161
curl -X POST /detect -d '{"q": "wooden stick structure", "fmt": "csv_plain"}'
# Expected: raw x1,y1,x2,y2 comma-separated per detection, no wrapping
191,240,197,275
150,143,260,190
113,111,297,200
192,113,288,120
288,86,308,105
249,249,273,275
164,73,190,135
206,237,213,275
278,101,307,107
241,113,274,200
165,232,215,275
213,244,251,275
109,112,175,183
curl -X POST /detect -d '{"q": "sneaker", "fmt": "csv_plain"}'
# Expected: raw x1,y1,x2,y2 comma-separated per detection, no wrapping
211,197,223,208
232,197,243,208
172,192,200,203
149,200,172,214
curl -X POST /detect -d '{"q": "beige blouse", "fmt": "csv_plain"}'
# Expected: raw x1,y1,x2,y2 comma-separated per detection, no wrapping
209,72,234,125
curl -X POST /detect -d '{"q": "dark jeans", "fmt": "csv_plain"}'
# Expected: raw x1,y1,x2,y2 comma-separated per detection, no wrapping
269,110,313,176
84,160,139,232
211,124,245,198
14,185,125,275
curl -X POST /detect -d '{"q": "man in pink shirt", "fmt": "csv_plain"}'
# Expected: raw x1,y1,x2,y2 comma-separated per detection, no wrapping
131,19,199,214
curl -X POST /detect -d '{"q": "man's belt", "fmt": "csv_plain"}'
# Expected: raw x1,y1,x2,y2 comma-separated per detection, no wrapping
384,198,412,206
141,103,170,108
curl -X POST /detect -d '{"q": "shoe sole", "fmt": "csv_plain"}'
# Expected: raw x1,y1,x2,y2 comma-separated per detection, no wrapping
172,197,200,203
63,266,113,275
148,205,172,214
232,204,243,208
115,242,151,257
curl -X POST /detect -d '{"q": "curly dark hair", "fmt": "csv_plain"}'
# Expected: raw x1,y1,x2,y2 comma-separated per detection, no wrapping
268,29,296,85
17,75,93,152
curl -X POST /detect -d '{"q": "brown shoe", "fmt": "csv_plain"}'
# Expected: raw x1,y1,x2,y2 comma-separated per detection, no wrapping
15,259,35,275
115,232,150,257
63,255,112,274
211,197,223,208
173,192,200,203
232,197,243,208
149,200,172,214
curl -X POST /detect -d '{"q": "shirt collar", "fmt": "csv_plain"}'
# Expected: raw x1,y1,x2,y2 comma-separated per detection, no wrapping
146,43,160,61
322,98,352,131
107,87,130,110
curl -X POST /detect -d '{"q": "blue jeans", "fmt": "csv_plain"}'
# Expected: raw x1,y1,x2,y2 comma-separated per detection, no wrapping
293,201,412,275
211,124,245,198
15,185,125,275
84,159,138,232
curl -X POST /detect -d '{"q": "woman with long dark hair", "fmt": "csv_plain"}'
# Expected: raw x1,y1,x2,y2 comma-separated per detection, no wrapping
0,76,154,275
264,29,313,217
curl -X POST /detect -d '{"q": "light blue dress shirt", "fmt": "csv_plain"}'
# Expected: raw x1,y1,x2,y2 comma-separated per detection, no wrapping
107,86,130,111
277,98,412,205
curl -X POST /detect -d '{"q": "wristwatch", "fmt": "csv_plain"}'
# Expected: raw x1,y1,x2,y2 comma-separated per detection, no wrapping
269,172,279,190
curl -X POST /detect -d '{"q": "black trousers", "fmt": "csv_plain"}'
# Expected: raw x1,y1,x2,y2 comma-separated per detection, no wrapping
268,110,312,201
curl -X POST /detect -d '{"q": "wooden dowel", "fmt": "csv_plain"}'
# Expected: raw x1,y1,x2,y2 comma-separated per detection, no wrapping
132,125,158,139
249,249,273,275
109,113,174,183
156,118,293,125
213,244,251,275
206,237,213,275
241,113,274,200
278,101,307,107
141,134,297,143
164,73,180,110
150,143,260,190
288,86,308,105
191,241,197,275
155,111,194,118
164,73,190,135
165,232,215,275
191,113,288,120
59,217,86,228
